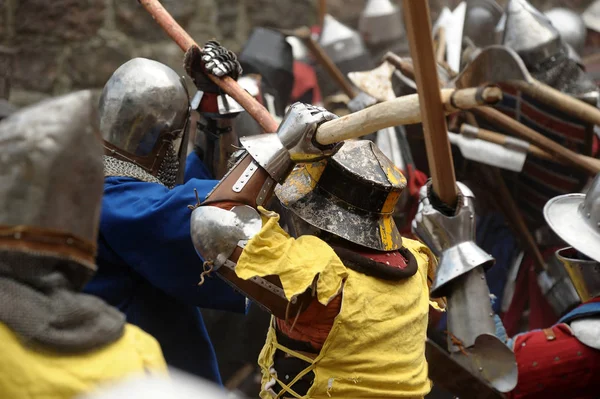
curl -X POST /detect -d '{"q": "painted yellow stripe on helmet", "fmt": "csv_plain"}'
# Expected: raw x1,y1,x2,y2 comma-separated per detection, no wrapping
378,215,401,251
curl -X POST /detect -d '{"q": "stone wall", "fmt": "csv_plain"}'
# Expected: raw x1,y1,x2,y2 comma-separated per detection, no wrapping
0,0,594,105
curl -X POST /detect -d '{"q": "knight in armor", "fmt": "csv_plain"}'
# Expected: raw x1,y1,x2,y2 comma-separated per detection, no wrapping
83,42,248,383
189,102,444,398
0,91,167,399
417,173,600,398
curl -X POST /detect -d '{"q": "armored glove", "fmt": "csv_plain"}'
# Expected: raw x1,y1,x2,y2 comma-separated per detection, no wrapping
239,102,339,183
185,41,244,118
412,180,494,297
277,102,339,162
184,41,242,92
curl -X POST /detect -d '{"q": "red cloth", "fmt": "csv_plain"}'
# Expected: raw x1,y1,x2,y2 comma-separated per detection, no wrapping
502,249,559,337
276,294,342,350
399,164,428,236
508,323,600,399
290,61,322,104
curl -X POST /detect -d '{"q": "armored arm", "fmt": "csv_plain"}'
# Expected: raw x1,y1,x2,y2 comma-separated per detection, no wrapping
190,103,338,317
412,182,517,393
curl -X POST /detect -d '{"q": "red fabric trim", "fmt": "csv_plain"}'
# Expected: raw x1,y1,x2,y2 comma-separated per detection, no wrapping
508,323,600,399
353,249,408,269
291,61,322,104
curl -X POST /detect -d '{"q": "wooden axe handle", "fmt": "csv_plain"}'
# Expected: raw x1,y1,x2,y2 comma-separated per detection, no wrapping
139,0,279,133
472,107,600,176
318,0,327,29
510,80,600,128
463,125,600,171
315,87,501,145
402,0,457,206
295,27,356,98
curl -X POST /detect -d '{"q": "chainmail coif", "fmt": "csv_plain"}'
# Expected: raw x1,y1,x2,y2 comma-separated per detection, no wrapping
0,251,125,353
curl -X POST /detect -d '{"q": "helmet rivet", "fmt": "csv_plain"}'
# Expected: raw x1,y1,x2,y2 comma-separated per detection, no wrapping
587,213,591,218
66,238,74,245
13,232,21,240
478,367,484,372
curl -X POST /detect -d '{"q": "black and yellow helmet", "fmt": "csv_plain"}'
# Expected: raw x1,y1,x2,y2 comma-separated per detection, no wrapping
276,140,406,251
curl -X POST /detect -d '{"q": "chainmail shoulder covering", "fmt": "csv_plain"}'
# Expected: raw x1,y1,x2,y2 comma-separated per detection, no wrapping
531,48,598,96
104,144,180,189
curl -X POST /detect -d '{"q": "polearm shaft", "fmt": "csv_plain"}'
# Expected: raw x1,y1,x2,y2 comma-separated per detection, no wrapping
139,0,279,133
401,0,457,206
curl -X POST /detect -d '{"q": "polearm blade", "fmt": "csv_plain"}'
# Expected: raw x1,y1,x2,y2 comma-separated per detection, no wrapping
401,0,457,206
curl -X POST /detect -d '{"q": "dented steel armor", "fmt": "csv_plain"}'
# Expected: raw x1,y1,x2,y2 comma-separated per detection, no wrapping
99,58,190,188
276,140,406,251
544,8,587,55
0,91,103,271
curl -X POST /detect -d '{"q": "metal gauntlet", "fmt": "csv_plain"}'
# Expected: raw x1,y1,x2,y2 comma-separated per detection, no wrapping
412,181,494,298
239,102,338,183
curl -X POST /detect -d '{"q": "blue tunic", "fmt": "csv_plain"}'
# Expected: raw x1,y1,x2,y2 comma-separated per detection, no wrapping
85,153,246,383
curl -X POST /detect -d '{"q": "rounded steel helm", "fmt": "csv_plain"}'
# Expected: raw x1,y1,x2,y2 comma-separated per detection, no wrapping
545,8,587,55
0,91,103,271
545,173,600,263
275,140,406,251
100,58,189,158
545,174,600,303
503,0,561,66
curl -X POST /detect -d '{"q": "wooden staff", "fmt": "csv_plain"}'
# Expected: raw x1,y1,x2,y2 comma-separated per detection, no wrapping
139,0,279,133
293,27,356,98
402,0,457,206
315,86,501,144
472,107,600,176
435,27,446,64
318,0,327,29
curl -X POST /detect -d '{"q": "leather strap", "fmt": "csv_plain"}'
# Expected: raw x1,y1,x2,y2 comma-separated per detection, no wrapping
0,225,96,271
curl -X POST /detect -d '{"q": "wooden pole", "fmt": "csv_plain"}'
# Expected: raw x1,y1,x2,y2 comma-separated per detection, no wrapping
402,0,457,206
139,0,279,133
315,86,502,144
318,0,327,29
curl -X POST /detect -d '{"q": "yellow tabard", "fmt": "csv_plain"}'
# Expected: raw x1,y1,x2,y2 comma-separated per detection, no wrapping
236,208,437,399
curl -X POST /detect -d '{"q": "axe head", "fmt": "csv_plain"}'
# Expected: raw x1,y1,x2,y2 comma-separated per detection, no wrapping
448,132,527,172
454,45,532,89
348,61,396,102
